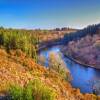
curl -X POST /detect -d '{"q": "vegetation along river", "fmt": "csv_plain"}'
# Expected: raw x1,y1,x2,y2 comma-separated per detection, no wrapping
39,45,100,94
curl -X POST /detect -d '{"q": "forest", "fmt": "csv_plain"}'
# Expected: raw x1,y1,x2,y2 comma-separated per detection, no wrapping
62,24,100,68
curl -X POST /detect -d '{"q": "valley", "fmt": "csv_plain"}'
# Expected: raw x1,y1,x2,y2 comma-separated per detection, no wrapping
0,24,100,100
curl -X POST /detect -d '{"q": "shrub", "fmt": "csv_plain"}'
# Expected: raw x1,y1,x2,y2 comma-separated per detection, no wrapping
9,79,57,100
9,84,23,100
48,52,71,81
9,82,34,100
23,82,33,100
32,78,57,100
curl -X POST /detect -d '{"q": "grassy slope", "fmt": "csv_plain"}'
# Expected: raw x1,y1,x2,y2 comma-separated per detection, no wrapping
0,48,100,100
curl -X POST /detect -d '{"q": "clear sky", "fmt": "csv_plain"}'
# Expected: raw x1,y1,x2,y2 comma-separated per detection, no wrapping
0,0,100,29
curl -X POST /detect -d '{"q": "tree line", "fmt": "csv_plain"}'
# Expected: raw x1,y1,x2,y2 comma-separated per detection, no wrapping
63,23,100,43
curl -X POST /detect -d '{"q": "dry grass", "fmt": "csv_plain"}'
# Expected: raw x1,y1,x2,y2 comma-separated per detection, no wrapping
0,48,100,100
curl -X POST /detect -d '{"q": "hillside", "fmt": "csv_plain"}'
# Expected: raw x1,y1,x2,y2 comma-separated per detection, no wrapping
0,48,100,100
62,24,100,69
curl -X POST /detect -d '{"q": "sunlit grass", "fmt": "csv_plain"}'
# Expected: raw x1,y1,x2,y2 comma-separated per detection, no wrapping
9,78,57,100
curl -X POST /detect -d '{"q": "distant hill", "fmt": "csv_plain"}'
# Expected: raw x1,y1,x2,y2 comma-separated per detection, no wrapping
63,23,100,43
62,23,100,69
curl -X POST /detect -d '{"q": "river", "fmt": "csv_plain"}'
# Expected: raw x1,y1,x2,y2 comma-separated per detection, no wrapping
39,45,100,93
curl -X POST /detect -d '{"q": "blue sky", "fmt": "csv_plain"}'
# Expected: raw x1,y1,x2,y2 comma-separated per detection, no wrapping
0,0,100,29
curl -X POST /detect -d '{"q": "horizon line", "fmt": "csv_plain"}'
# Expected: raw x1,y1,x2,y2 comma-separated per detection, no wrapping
0,22,100,30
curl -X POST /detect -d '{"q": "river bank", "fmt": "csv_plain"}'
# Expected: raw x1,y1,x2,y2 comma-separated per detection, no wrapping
61,52,100,70
38,44,99,69
39,45,100,94
38,44,100,69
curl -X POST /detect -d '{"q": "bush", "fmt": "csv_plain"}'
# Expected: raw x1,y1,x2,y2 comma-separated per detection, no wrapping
9,84,23,100
24,82,33,100
9,79,57,100
48,52,71,81
32,78,57,100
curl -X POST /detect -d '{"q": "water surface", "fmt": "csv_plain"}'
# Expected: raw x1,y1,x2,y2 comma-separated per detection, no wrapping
39,46,100,93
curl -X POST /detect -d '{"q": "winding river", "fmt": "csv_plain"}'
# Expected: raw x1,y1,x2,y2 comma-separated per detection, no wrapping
39,45,100,93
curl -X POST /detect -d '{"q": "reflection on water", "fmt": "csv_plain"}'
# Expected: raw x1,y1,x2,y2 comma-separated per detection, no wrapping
39,46,100,93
